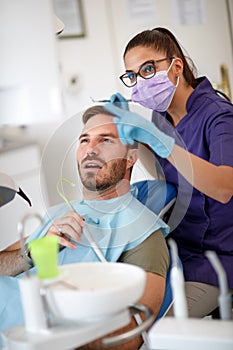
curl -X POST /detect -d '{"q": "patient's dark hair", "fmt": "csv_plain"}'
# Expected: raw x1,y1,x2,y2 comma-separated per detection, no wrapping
82,105,138,149
82,105,113,124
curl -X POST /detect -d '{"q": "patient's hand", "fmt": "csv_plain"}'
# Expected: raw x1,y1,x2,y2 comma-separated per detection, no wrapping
46,211,85,249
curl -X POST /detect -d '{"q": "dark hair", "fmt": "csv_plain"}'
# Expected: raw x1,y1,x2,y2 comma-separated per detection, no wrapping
82,105,114,124
82,105,138,149
123,27,197,86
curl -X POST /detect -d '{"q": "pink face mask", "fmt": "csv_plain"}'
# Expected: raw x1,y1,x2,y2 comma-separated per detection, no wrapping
131,61,179,112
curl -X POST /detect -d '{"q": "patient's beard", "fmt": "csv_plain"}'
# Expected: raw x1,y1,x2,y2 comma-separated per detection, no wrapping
79,158,127,192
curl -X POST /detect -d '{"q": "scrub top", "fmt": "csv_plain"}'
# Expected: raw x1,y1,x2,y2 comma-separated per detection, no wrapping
152,76,233,288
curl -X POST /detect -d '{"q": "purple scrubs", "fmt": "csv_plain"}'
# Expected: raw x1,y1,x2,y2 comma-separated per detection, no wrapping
152,77,233,288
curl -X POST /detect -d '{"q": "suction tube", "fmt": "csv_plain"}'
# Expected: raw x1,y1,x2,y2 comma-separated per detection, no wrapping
205,251,232,320
168,238,188,319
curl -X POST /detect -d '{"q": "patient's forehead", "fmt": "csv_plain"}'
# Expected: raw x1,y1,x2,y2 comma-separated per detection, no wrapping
82,113,117,134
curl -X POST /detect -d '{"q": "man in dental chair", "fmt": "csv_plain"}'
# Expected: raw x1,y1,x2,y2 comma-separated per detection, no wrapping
0,105,171,350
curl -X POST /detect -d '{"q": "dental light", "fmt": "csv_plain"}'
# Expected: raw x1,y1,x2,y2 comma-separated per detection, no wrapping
0,172,31,208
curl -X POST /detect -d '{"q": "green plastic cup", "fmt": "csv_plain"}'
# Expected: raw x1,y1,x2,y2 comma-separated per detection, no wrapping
28,236,59,279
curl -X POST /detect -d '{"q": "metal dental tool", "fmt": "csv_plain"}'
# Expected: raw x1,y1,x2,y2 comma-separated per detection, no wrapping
57,178,107,263
90,96,132,103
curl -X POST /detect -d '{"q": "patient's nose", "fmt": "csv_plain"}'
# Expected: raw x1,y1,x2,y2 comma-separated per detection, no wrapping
85,140,99,156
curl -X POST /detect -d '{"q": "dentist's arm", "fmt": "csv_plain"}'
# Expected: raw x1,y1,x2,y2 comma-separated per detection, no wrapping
167,145,233,203
105,104,233,203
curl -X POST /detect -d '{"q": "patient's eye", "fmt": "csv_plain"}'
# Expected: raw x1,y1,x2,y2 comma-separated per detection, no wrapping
80,137,89,144
102,137,113,144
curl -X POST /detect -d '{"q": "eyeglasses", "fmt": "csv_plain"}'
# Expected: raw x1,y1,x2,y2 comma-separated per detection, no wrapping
119,57,174,88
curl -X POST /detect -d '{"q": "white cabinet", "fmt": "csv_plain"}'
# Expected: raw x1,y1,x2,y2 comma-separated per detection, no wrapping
0,143,49,250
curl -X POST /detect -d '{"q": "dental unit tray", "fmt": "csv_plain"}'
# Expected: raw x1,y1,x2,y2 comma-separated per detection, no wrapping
2,262,155,349
43,262,146,321
148,241,233,350
148,316,233,350
2,304,154,350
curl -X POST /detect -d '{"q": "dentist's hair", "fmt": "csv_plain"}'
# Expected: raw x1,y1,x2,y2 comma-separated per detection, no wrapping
123,27,197,87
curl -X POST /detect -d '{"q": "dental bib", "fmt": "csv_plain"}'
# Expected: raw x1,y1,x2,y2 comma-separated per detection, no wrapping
28,187,169,264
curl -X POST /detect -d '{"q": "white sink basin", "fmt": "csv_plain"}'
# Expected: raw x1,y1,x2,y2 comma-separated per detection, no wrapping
46,262,146,321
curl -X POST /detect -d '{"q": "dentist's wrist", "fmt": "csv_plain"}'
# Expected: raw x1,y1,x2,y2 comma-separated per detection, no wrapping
150,135,175,158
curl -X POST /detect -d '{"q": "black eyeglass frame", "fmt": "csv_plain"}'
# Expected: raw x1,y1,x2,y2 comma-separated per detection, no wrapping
119,57,175,88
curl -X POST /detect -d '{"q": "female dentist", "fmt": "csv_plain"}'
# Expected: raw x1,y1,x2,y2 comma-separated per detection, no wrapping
105,27,233,318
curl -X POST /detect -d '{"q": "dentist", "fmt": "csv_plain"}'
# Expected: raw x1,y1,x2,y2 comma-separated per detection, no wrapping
107,26,233,318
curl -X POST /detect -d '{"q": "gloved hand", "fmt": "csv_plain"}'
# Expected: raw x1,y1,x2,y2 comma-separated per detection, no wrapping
104,103,175,158
109,92,129,111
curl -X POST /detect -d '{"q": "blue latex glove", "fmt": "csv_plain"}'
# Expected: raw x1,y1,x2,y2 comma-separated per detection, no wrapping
110,92,129,111
104,103,175,158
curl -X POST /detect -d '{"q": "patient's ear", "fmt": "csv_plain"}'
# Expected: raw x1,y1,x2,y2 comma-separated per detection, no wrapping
127,149,138,168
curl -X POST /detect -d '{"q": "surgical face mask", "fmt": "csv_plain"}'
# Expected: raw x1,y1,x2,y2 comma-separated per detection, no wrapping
131,61,179,112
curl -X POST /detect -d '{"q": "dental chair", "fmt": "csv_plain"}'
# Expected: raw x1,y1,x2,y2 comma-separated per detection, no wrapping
134,179,178,320
102,181,178,350
133,180,179,349
134,179,177,222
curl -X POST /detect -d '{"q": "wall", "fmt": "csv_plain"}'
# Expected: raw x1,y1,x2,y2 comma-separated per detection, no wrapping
55,0,233,115
109,0,233,94
3,0,233,210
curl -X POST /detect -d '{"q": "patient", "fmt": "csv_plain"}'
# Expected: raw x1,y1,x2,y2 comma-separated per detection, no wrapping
0,106,170,350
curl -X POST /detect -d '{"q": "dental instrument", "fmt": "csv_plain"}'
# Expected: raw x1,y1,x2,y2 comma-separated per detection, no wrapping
90,96,132,103
56,178,107,262
168,238,188,318
205,250,232,320
3,263,154,349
